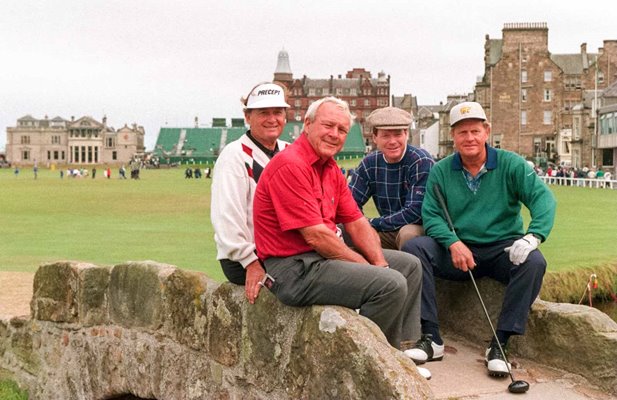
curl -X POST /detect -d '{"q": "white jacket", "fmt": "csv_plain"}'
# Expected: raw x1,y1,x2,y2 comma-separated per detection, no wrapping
211,133,287,267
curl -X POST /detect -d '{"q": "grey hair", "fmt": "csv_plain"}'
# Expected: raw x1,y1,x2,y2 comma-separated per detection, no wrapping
303,96,354,130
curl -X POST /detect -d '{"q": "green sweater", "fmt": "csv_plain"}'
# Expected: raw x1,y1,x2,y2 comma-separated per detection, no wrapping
423,146,556,248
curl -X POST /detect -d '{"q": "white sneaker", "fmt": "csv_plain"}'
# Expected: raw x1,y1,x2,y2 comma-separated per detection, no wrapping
416,366,431,380
403,334,444,364
485,344,511,377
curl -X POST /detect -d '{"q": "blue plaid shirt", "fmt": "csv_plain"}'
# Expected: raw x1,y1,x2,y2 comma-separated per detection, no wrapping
349,145,434,231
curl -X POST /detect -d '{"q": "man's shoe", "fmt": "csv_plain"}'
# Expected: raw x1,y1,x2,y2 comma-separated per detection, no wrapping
403,334,444,365
416,366,431,380
485,343,511,377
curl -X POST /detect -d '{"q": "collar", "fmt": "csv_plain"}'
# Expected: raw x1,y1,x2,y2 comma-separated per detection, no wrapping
452,144,498,171
246,130,280,158
296,132,335,168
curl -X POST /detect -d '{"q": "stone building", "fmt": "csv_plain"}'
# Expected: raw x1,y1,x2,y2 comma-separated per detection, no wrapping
474,22,617,168
597,81,617,171
5,115,145,166
273,49,390,138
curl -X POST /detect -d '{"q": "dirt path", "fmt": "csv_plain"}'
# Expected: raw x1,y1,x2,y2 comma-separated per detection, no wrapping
0,271,34,318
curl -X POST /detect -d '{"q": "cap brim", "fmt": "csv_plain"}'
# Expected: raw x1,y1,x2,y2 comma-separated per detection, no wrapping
373,124,410,130
246,100,290,109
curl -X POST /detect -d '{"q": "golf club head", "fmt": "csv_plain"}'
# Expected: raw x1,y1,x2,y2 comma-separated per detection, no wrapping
508,380,530,394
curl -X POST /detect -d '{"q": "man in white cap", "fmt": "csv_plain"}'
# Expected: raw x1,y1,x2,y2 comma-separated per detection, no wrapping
211,82,289,304
349,106,434,250
402,102,556,377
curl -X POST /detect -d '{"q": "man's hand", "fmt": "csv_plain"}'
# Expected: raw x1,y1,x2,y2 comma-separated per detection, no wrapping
504,234,540,265
448,241,476,272
244,260,266,304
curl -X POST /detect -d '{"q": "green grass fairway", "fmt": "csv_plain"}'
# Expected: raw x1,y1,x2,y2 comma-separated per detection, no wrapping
1,166,616,283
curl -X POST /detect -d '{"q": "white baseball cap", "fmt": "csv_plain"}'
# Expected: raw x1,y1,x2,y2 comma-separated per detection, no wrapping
449,101,487,127
245,83,290,109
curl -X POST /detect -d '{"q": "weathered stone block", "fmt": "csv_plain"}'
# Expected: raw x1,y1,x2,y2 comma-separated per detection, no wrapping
76,263,110,326
208,283,243,367
511,300,617,394
160,268,214,350
109,261,175,329
31,262,81,322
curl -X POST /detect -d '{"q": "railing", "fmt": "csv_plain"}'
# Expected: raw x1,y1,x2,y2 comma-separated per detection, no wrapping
539,175,616,189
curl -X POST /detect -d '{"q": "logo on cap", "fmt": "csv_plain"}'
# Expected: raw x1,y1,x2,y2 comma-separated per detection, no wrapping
460,106,471,115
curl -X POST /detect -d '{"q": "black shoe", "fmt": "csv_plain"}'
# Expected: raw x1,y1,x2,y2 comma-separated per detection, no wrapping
404,334,444,365
485,342,511,377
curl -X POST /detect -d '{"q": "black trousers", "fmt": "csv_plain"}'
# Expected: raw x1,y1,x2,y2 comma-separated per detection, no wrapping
402,236,546,335
219,259,246,285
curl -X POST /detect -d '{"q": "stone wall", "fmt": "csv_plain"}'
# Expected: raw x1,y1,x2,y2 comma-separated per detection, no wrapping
435,278,617,394
0,261,432,400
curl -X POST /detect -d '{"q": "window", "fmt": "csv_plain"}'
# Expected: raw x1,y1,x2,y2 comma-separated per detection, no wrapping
22,150,30,160
294,99,301,107
47,151,51,160
521,70,528,83
598,70,605,84
350,88,357,96
521,89,527,102
364,99,370,107
493,134,502,149
106,137,114,147
363,89,371,96
21,136,30,144
543,89,552,102
573,116,581,139
543,110,552,125
322,88,329,95
336,88,342,96
62,151,65,160
377,98,388,106
51,135,61,144
308,88,315,96
534,137,542,156
544,70,552,82
521,111,527,126
112,151,117,160
350,99,357,106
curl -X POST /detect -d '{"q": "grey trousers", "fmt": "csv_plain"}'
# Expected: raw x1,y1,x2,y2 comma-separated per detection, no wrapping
264,249,422,349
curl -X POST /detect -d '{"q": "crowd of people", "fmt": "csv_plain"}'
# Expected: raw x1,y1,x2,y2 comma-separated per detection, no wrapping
210,82,557,382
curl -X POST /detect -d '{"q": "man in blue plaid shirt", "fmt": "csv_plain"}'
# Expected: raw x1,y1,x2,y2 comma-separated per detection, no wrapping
349,107,435,250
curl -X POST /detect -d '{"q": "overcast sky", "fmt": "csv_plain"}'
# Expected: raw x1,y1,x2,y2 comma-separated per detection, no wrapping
1,0,615,151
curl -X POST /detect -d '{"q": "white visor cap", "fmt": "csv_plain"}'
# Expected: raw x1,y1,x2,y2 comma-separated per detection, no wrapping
245,83,290,109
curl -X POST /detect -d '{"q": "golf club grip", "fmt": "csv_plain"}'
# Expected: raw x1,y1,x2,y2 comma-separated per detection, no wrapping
432,183,455,233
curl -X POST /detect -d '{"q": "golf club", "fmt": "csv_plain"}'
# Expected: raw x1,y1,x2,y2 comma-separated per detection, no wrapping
432,183,530,394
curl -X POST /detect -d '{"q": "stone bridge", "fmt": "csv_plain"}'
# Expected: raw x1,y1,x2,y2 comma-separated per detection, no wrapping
1,260,616,399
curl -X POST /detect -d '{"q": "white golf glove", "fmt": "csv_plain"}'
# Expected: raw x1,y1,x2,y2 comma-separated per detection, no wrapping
504,234,540,265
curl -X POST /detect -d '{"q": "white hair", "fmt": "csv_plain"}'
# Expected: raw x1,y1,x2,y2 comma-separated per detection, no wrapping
303,96,354,130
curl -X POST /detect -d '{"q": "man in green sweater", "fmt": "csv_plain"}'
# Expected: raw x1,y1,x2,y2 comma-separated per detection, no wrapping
402,102,556,377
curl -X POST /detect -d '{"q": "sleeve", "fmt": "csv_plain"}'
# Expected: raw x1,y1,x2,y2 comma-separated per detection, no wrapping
348,159,373,210
371,155,434,231
511,156,557,241
422,165,461,248
210,146,259,267
268,164,325,232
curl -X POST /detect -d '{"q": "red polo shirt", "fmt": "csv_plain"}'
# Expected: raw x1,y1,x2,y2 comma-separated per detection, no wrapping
254,133,363,260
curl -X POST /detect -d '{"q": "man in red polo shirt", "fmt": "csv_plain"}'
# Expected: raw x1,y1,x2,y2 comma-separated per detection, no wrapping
253,97,429,379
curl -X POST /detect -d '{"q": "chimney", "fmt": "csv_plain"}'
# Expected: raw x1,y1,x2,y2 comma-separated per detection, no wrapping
102,115,107,125
71,116,75,121
195,116,199,128
580,42,587,55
